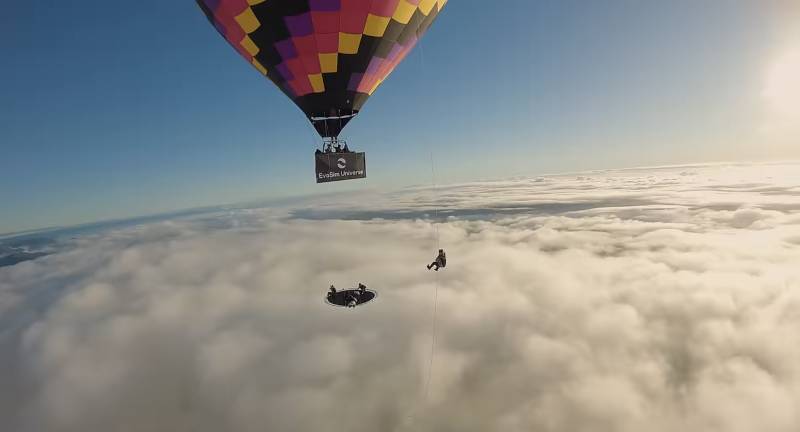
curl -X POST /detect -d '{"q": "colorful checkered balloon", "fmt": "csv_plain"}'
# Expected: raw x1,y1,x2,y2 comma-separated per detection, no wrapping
197,0,447,137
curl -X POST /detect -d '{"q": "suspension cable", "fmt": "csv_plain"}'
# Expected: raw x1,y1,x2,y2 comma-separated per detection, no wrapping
421,35,442,415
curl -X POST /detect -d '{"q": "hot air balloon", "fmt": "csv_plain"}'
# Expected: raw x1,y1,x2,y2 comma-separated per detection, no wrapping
196,0,447,183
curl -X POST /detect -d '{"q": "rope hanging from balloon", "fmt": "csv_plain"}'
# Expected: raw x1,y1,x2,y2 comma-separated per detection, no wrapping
424,149,441,403
422,34,442,412
400,37,444,431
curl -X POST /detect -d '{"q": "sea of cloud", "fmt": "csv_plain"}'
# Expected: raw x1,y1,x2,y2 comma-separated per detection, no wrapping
2,162,800,432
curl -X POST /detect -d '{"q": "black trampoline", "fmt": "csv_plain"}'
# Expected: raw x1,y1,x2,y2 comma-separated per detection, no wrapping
325,288,377,308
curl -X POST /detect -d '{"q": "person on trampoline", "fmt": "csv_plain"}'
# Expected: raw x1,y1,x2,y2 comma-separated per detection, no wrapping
346,291,359,308
427,249,446,271
358,283,367,294
328,285,337,299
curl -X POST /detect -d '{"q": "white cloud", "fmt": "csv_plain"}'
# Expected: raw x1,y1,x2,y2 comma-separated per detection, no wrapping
2,163,800,431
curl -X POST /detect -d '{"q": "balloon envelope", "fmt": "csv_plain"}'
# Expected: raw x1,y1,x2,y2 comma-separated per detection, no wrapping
197,0,447,137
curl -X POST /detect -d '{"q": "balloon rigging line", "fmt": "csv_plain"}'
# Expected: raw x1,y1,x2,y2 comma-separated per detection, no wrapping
422,29,441,407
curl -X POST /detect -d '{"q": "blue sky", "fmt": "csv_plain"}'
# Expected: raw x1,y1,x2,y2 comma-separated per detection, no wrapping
1,0,798,234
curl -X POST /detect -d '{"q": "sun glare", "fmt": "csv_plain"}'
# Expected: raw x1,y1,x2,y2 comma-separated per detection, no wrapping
763,45,800,122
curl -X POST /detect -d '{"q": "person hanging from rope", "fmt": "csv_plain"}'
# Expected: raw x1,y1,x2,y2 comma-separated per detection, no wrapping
427,249,446,271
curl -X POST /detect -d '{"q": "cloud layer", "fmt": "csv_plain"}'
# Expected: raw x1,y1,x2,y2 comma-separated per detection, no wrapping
2,163,800,432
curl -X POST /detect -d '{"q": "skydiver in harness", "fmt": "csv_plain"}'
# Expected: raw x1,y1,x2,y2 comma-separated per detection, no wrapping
427,249,446,271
